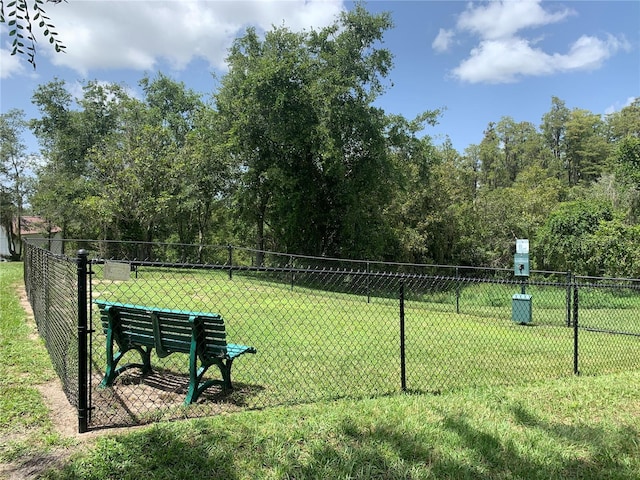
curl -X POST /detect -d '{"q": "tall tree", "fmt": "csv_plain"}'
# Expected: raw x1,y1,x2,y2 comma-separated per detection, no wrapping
30,79,127,242
216,5,398,260
478,122,501,189
607,97,640,141
541,96,570,171
176,105,235,260
384,113,444,263
0,109,31,259
139,74,208,248
564,108,610,186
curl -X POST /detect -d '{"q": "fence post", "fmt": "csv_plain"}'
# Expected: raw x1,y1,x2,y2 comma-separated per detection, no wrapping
566,271,572,327
573,279,579,375
400,281,407,392
366,261,371,304
290,255,294,291
456,267,460,314
227,244,233,280
77,249,89,433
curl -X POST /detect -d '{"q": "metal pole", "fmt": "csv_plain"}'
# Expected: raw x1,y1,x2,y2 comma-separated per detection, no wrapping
566,271,572,327
77,249,89,433
573,279,579,375
455,267,460,314
290,255,294,291
367,261,371,304
227,244,233,280
400,282,406,391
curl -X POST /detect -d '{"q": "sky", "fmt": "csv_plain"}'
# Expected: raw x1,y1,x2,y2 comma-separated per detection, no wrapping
1,0,639,155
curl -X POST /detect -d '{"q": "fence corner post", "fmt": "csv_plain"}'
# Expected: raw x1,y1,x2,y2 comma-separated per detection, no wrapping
77,249,89,433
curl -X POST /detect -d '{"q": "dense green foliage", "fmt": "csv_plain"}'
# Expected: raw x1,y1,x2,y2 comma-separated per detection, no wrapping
3,6,640,275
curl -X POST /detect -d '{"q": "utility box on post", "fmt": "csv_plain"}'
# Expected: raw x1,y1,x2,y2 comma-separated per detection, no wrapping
512,239,532,324
512,293,532,324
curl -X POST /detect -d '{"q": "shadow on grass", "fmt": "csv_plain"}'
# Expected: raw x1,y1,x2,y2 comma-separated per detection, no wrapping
47,402,640,479
437,404,640,480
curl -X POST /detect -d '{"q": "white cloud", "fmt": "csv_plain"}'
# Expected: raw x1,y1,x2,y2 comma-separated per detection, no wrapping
39,0,345,75
560,34,629,70
432,28,455,53
456,0,573,40
0,48,29,79
453,34,628,84
453,39,552,84
605,96,637,115
437,0,629,84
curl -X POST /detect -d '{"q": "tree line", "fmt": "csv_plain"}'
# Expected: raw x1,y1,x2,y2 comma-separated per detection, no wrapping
1,6,639,276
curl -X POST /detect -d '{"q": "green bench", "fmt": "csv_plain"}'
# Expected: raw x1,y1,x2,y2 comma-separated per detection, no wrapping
94,300,257,405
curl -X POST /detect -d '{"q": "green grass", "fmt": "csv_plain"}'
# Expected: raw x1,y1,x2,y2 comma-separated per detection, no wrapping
89,266,640,408
3,261,640,478
0,262,72,465
43,373,640,479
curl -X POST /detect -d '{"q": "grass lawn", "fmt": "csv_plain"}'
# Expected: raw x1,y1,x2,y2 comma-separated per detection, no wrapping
3,260,640,479
89,265,640,409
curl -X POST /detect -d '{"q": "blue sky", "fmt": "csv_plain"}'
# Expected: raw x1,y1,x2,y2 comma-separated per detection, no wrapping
1,0,638,155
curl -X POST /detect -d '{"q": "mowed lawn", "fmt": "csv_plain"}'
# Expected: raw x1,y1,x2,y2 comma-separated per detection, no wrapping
90,265,640,407
4,260,640,479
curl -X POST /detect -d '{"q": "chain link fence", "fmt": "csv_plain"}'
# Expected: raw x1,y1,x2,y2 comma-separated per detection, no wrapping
23,239,640,432
23,243,80,408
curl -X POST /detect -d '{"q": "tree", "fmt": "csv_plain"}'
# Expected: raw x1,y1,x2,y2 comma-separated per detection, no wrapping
140,73,202,149
607,97,640,141
1,0,65,68
478,122,501,189
30,79,127,243
615,136,640,187
138,73,211,251
479,117,548,190
0,109,31,259
216,5,399,260
541,96,569,173
535,200,614,275
384,114,446,264
564,108,611,186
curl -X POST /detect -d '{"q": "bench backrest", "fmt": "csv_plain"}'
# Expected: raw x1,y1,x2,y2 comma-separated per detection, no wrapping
95,300,228,358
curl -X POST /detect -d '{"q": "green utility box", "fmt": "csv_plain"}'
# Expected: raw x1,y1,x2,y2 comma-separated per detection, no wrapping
512,293,532,324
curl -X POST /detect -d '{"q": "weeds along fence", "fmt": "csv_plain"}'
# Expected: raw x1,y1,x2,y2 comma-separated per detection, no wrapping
23,239,640,433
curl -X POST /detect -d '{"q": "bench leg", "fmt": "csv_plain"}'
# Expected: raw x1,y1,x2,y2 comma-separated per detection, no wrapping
100,341,153,388
185,355,235,405
100,328,119,388
217,359,234,391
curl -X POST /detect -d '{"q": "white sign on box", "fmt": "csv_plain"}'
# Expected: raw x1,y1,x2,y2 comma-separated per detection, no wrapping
516,239,529,254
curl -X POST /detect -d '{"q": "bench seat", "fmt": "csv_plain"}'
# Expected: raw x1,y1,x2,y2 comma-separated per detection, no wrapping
94,300,256,405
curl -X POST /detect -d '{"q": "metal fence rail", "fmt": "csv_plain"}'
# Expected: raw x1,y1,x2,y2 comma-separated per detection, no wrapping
23,240,640,433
